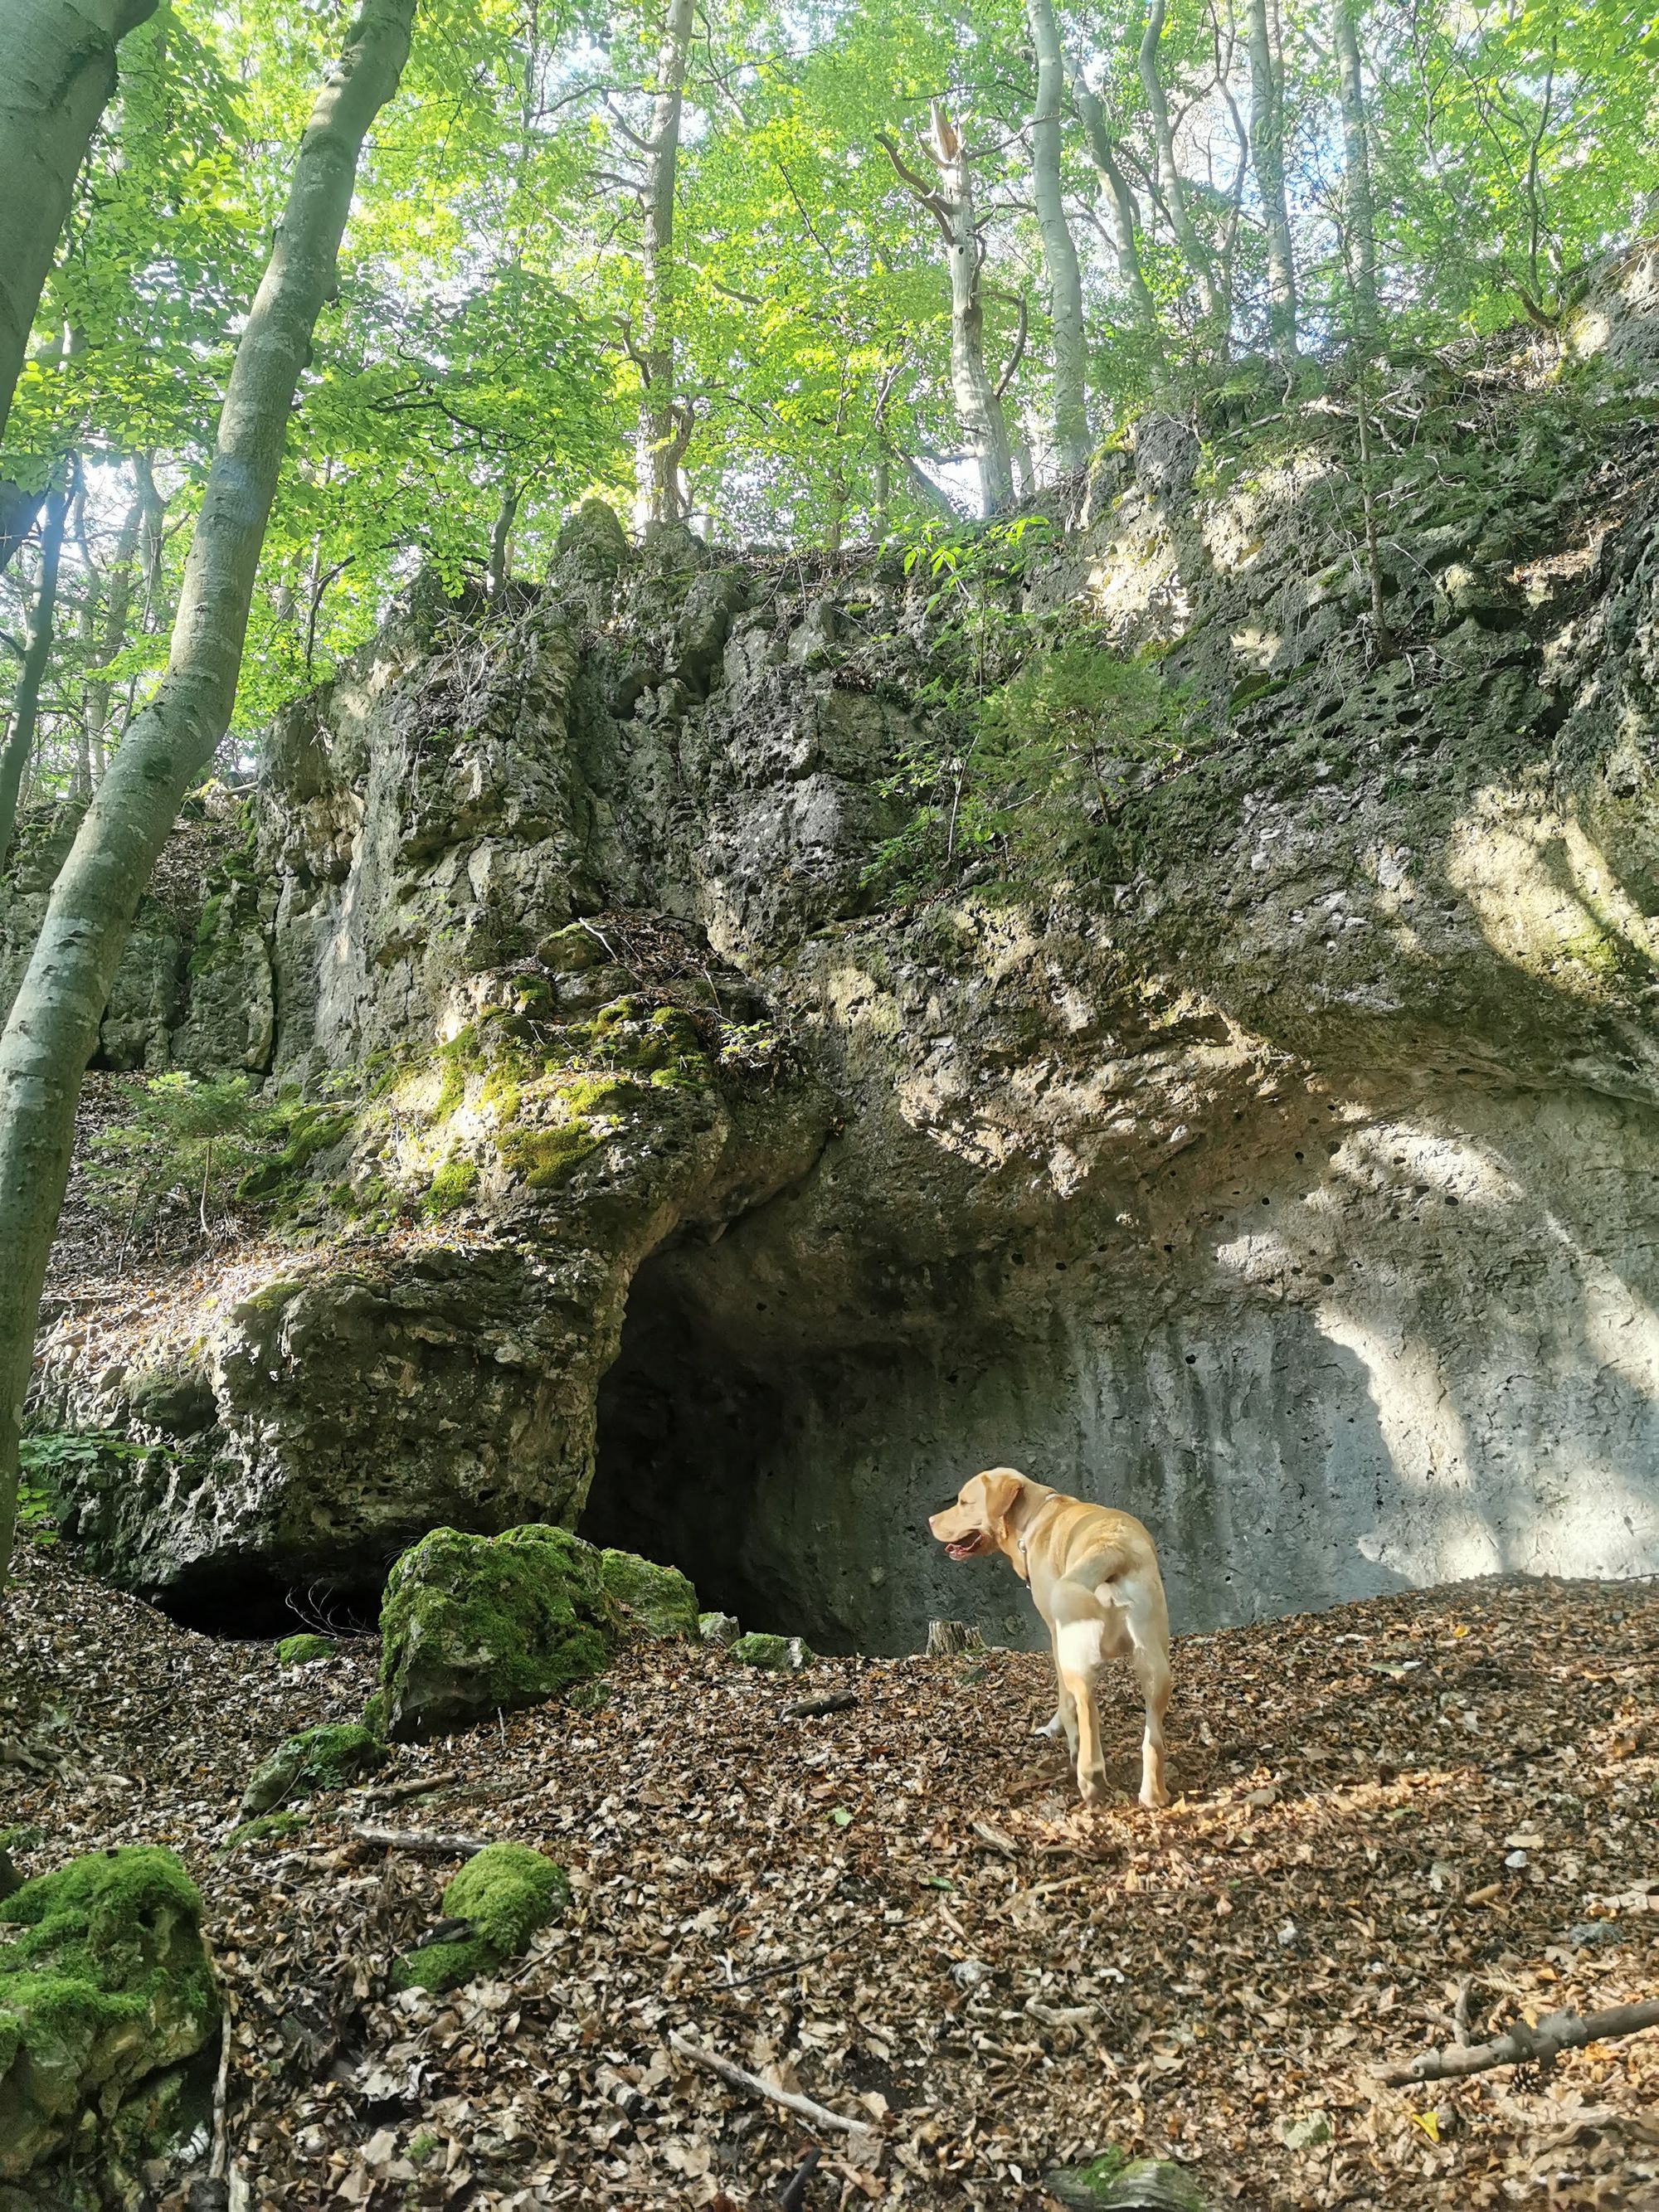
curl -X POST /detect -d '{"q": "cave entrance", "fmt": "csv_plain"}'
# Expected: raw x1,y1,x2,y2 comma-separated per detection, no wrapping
580,1241,810,1639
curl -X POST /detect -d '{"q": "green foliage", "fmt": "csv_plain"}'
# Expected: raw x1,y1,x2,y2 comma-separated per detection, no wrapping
869,624,1204,898
17,1431,152,1544
86,1073,281,1232
85,1075,360,1234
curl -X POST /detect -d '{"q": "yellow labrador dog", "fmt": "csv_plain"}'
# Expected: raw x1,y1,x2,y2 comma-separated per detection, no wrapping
928,1467,1172,1809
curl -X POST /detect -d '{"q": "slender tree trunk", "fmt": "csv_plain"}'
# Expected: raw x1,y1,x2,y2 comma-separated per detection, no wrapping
0,484,46,581
0,0,419,1580
1073,78,1164,376
0,470,71,865
1024,0,1088,473
0,0,158,455
83,481,143,779
1245,0,1299,363
1136,0,1226,340
134,450,166,625
635,0,694,531
487,479,519,593
880,106,1013,518
1332,0,1378,343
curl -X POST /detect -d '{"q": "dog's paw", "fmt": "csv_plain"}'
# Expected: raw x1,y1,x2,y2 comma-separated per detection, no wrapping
1033,1712,1066,1740
1078,1770,1111,1806
1139,1782,1172,1811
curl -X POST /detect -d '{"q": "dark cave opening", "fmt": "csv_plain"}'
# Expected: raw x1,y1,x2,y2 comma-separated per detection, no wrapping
152,1556,382,1642
581,1243,821,1643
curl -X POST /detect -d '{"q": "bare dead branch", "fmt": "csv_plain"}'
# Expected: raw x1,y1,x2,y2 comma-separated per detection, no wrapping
1374,1997,1659,2087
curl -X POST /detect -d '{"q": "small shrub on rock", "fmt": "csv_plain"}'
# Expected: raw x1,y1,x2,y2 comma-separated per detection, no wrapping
392,1844,570,1993
0,1847,219,2182
239,1722,385,1815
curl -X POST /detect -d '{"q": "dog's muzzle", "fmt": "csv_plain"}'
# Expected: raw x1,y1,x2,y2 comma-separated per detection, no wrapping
945,1532,990,1561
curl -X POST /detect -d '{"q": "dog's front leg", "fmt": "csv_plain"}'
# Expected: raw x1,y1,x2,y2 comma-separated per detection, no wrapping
1042,1623,1077,1750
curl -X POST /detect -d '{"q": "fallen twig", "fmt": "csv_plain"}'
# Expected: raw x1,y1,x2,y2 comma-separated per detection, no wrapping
778,2146,820,2210
353,1768,460,1808
669,2030,880,2161
351,1825,488,1859
783,1692,859,1719
209,2007,232,2181
718,1941,844,1989
1374,1996,1659,2086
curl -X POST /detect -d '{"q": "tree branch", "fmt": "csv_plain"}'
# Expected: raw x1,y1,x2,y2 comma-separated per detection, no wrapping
1373,1997,1659,2088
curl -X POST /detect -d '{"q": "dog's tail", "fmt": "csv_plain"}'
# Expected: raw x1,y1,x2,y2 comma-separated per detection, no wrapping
1080,1543,1135,1603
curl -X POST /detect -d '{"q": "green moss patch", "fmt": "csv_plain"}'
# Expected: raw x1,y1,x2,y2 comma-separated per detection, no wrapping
598,1549,698,1636
0,1847,219,2180
392,1844,570,1994
730,1632,813,1671
498,1119,602,1189
275,1632,338,1665
239,1722,386,1815
377,1524,619,1741
221,1811,311,1851
1044,2155,1206,2210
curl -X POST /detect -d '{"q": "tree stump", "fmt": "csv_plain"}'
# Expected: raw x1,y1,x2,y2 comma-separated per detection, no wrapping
927,1619,986,1657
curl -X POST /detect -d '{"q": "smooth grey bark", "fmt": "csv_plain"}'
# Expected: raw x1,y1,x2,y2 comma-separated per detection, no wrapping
0,470,70,865
880,106,1014,518
1244,0,1299,362
1332,0,1379,343
1024,0,1088,472
634,0,695,529
1073,77,1164,375
0,0,158,453
80,479,144,780
1136,0,1226,340
0,0,419,1579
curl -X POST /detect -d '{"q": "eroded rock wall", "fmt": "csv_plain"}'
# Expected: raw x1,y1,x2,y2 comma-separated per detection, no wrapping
23,255,1659,1641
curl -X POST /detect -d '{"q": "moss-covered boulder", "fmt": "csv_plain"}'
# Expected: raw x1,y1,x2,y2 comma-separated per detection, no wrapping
1044,2155,1207,2210
392,1843,570,1993
238,1721,386,1815
698,1611,740,1647
730,1632,812,1671
0,1848,219,2183
377,1524,619,1741
597,1548,698,1636
275,1631,338,1665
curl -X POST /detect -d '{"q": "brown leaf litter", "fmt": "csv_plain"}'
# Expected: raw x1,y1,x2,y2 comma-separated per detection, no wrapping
2,1539,1656,2210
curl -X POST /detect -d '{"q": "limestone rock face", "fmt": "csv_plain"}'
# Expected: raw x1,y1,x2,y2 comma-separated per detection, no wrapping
0,1849,219,2189
27,270,1659,1647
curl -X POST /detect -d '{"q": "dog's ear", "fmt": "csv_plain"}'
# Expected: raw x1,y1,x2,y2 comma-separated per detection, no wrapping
978,1468,1024,1540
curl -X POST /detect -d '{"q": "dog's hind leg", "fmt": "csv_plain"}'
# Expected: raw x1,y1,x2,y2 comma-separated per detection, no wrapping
1054,1615,1108,1804
1126,1611,1172,1810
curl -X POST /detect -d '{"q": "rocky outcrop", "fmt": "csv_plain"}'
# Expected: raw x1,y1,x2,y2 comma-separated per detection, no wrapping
25,249,1659,1648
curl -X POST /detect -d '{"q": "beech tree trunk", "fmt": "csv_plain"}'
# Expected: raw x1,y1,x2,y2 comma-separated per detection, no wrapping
1136,0,1226,340
81,480,144,779
635,0,695,531
1073,78,1164,374
881,107,1014,518
1024,0,1088,473
0,0,419,1579
0,469,70,864
0,0,158,455
1332,0,1379,343
1245,0,1299,363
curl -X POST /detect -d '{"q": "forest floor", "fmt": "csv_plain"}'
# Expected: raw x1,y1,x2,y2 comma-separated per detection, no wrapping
2,1539,1657,2212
